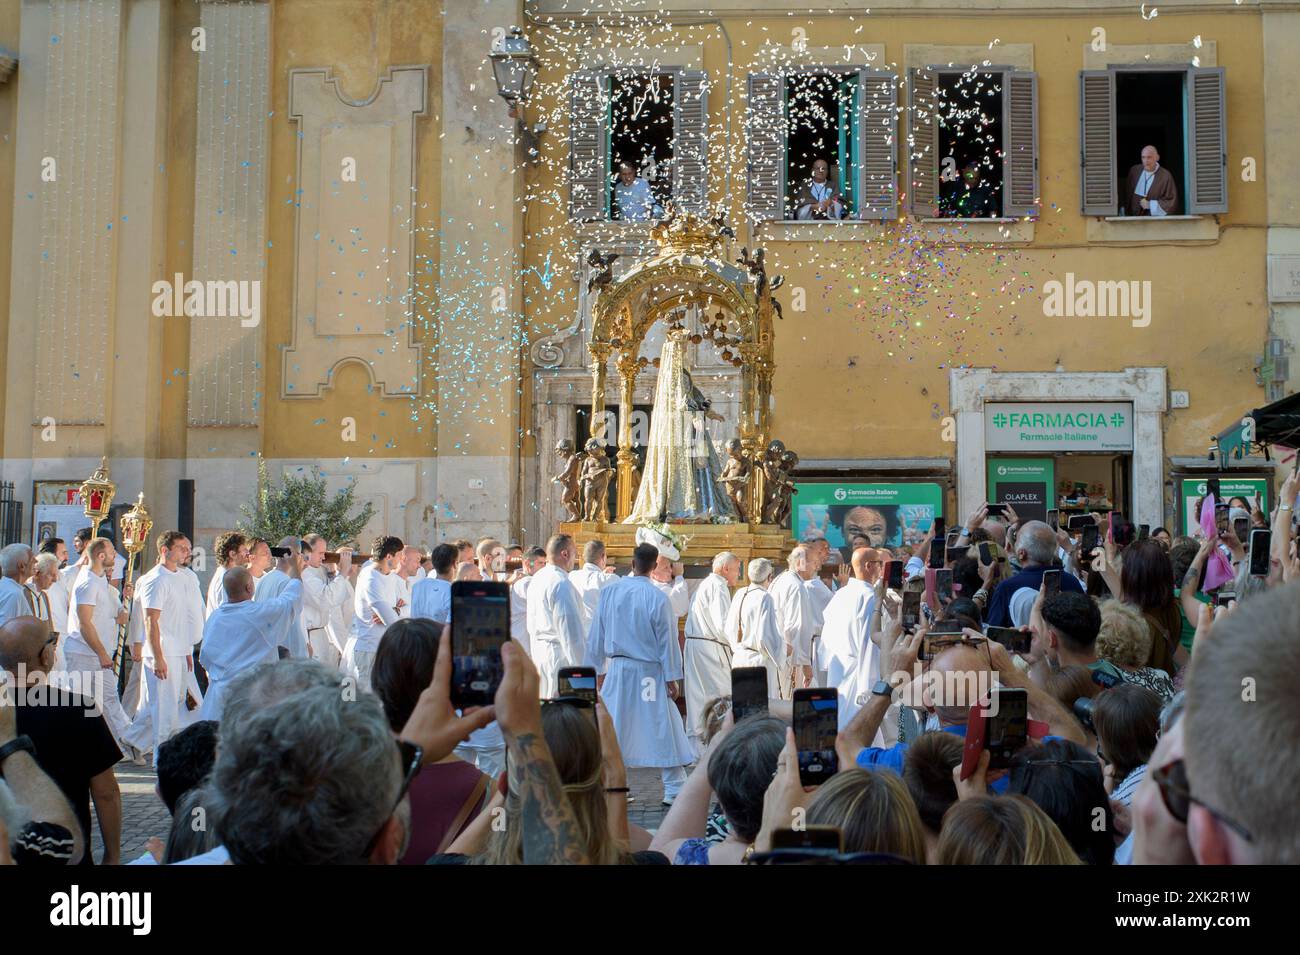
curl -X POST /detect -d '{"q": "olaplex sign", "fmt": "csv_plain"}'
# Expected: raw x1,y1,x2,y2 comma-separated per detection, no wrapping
984,402,1134,452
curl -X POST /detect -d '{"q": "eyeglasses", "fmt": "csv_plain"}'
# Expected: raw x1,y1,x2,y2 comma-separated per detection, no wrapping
364,738,424,858
1152,759,1253,842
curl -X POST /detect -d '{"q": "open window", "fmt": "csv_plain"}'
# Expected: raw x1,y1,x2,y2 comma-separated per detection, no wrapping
1079,66,1226,217
746,68,897,223
908,66,1038,219
569,67,709,222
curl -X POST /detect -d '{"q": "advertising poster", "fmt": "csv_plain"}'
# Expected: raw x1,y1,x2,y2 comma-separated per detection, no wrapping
794,482,944,561
987,458,1055,524
1179,477,1270,535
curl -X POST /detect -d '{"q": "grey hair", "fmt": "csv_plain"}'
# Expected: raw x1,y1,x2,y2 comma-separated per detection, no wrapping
712,551,739,574
221,659,344,737
788,546,810,573
0,543,32,576
1014,521,1057,566
33,553,60,577
207,683,402,865
747,558,775,585
1232,560,1268,605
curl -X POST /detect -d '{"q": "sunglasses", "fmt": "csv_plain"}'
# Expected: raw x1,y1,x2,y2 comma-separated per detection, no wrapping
364,738,424,857
1152,759,1253,842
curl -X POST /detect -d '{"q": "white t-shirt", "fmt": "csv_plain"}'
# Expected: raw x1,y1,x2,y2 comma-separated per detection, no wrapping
138,564,203,660
65,568,119,658
351,564,400,653
0,577,33,627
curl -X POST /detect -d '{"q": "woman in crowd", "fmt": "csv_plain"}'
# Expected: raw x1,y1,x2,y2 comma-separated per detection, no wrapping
807,767,927,863
1009,739,1115,865
370,619,491,864
1117,540,1185,674
1096,600,1175,703
937,795,1082,865
1093,683,1162,808
651,714,785,865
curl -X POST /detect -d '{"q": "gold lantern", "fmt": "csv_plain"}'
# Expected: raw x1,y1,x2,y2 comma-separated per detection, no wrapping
113,493,152,684
79,457,116,537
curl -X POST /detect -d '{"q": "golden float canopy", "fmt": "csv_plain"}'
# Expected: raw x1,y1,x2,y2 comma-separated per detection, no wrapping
586,211,778,523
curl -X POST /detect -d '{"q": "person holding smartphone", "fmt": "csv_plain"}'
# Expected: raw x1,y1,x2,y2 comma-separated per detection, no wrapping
983,522,1084,629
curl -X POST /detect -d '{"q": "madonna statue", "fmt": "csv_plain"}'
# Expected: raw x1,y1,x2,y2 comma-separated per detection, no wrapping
626,328,738,524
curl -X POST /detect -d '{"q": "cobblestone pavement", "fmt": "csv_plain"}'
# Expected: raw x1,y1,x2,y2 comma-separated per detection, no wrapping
94,760,673,863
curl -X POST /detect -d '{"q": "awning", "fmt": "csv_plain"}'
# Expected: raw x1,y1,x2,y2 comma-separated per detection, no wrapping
1214,392,1300,462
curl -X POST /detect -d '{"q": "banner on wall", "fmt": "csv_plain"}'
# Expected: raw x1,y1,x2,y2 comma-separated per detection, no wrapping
985,402,1134,452
794,482,944,561
1179,477,1270,535
987,458,1055,524
32,504,92,551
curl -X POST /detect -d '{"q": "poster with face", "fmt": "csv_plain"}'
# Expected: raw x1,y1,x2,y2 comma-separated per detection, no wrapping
1179,477,1269,535
794,483,944,562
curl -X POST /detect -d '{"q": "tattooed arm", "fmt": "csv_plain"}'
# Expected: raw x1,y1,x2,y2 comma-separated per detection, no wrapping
496,641,588,865
1179,538,1214,625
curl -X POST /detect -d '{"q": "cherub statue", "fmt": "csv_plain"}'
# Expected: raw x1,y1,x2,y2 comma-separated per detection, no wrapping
586,249,620,296
739,246,768,299
769,274,785,320
712,214,736,239
579,438,615,522
759,440,790,525
718,438,751,522
770,450,800,527
551,438,583,522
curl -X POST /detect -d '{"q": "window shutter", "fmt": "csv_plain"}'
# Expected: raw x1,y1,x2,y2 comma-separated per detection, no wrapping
672,70,710,214
1002,71,1039,218
1187,66,1227,215
856,70,898,220
1079,70,1117,216
907,68,938,218
745,72,786,223
569,70,610,222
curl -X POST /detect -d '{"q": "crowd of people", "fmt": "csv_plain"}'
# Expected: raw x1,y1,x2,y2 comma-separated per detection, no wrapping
1,478,1297,865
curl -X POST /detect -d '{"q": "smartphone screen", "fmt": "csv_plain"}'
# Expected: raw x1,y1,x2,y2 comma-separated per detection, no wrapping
771,826,842,852
985,687,1029,769
1216,591,1236,607
1080,525,1100,556
986,503,1008,519
1137,525,1149,541
1046,509,1059,531
1249,529,1271,577
793,689,838,787
978,542,992,565
886,560,903,590
934,568,953,606
987,626,1032,655
557,666,597,705
1233,517,1249,543
928,519,946,568
731,667,768,722
1215,504,1230,536
946,545,969,564
450,580,511,708
901,590,922,632
1041,568,1061,597
1067,513,1096,531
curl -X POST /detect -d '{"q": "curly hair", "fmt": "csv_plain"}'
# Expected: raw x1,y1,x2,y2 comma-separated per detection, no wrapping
214,531,247,567
1096,599,1152,669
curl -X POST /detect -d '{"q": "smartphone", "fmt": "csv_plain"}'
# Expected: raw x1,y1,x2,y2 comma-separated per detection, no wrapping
946,545,970,564
1215,504,1230,536
928,519,946,568
886,560,903,590
1233,517,1249,543
986,503,1008,519
1206,477,1221,503
1041,568,1061,597
978,542,992,565
987,625,1032,655
1080,524,1100,557
901,590,922,632
934,568,953,606
985,687,1029,769
1137,525,1150,542
731,667,768,722
1067,513,1096,531
322,551,341,564
1046,509,1060,532
922,624,966,660
945,530,961,548
269,545,292,558
927,617,965,636
770,826,842,852
1215,591,1236,608
793,688,839,787
504,558,524,573
1248,529,1271,577
450,580,511,709
557,666,597,706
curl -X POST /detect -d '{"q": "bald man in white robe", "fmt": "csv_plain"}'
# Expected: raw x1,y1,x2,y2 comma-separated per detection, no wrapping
768,546,818,695
683,552,739,749
820,548,887,743
725,559,786,699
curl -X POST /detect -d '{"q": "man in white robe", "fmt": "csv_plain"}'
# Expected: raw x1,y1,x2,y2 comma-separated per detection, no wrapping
62,539,133,750
205,531,249,618
253,537,307,659
586,543,694,804
651,554,690,622
199,562,304,720
344,536,405,693
768,546,818,694
820,547,888,742
509,546,546,657
683,551,739,749
803,538,839,684
725,558,785,698
525,534,585,697
131,532,205,764
568,538,617,635
300,535,352,668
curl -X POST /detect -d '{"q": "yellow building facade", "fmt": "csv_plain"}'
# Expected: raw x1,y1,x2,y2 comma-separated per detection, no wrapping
1,0,1297,563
